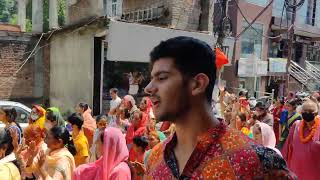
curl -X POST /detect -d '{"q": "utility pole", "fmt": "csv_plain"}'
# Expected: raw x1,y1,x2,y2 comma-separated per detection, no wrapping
216,0,228,48
286,0,296,95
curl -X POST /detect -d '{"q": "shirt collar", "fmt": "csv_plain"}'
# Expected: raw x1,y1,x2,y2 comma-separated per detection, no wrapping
163,121,227,178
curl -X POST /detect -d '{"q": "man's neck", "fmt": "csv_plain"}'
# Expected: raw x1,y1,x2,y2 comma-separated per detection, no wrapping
173,103,219,174
175,105,218,141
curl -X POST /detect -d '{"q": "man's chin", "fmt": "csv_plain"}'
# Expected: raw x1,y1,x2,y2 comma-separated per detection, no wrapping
156,112,176,123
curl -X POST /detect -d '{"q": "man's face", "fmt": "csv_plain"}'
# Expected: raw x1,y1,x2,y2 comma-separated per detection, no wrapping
145,58,190,122
123,98,131,109
255,107,265,116
110,91,116,100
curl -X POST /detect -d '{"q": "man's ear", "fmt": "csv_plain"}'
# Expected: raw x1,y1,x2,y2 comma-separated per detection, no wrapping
190,73,209,96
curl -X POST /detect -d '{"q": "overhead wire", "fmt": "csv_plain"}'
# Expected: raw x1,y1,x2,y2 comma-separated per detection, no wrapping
0,33,44,87
0,16,101,88
235,0,275,40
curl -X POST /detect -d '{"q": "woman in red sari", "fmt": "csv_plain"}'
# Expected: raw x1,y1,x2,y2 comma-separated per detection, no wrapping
125,110,147,149
139,97,153,118
272,97,285,144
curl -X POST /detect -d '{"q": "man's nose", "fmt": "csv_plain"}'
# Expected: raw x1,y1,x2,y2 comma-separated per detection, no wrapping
144,81,155,95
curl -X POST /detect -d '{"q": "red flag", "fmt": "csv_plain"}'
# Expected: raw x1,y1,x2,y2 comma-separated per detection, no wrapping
215,48,229,69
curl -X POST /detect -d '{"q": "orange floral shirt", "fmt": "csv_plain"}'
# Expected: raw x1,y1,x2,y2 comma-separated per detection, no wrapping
145,122,297,179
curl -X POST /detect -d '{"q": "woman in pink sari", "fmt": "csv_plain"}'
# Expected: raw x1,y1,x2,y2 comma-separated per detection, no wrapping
252,122,282,156
73,127,131,180
282,101,320,180
76,103,97,147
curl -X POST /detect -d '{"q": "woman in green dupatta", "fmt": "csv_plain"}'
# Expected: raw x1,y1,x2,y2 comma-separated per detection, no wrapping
277,99,301,150
44,107,66,131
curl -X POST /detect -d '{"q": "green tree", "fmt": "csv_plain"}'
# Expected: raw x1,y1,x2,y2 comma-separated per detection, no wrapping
44,0,66,32
0,0,17,23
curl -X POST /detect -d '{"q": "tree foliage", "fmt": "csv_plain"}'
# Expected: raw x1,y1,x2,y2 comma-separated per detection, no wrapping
1,0,66,32
0,0,17,23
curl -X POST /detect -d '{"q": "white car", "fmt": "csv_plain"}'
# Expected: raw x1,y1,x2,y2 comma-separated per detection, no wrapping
0,101,31,130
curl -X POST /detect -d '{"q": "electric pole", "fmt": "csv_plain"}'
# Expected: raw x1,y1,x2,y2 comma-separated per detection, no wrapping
286,0,296,95
216,0,228,48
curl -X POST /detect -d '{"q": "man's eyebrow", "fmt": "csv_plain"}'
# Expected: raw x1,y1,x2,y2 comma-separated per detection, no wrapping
151,71,170,77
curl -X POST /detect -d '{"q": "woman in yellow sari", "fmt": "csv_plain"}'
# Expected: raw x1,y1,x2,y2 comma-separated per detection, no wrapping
38,127,76,180
28,105,46,129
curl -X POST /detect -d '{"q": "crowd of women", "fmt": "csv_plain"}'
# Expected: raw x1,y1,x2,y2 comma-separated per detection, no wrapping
0,88,174,180
0,86,319,179
219,88,320,179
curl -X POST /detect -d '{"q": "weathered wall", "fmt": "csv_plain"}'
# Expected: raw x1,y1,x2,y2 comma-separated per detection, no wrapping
68,0,104,25
123,0,204,30
0,32,47,105
122,0,171,26
171,0,201,30
49,25,104,113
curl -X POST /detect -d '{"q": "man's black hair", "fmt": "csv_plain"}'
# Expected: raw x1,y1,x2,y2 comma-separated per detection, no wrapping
110,88,118,94
255,101,266,110
150,36,216,103
67,113,84,130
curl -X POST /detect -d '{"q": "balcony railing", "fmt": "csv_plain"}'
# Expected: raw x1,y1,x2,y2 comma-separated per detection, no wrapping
121,5,164,22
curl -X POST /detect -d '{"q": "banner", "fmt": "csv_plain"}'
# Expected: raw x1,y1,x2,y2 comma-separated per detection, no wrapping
269,58,287,73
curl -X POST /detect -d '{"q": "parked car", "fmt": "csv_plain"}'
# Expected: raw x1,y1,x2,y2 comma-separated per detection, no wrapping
0,101,31,130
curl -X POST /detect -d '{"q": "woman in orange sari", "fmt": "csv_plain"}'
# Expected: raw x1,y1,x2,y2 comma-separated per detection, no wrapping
20,125,48,180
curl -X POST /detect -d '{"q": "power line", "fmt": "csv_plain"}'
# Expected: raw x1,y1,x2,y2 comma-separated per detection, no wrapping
0,33,44,87
234,0,285,40
0,16,101,88
235,0,275,40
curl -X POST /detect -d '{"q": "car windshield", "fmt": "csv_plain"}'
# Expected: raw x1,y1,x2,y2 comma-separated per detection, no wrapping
0,105,29,124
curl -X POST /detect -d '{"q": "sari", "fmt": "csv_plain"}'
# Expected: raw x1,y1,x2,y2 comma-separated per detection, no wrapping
43,147,75,180
278,111,301,150
82,107,96,147
257,122,282,157
21,141,48,180
0,153,20,180
73,127,131,180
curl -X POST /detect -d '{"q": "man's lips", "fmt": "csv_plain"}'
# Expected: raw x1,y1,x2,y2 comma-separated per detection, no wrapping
151,98,160,107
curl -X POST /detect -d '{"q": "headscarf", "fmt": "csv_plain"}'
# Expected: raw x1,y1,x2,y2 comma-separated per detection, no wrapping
256,122,282,156
73,127,131,180
46,107,66,128
142,97,153,116
30,105,46,129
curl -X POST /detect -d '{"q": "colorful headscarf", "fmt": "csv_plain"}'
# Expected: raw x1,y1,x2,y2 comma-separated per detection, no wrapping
256,122,282,156
73,127,131,180
46,107,66,128
30,105,46,129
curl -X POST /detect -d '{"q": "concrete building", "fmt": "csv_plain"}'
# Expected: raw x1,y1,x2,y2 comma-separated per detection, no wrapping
46,0,234,114
0,24,49,106
216,0,320,97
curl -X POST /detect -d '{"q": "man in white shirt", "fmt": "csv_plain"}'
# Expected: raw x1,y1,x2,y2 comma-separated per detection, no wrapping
108,88,122,127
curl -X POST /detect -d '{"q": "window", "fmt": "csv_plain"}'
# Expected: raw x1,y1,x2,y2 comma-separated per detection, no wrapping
240,22,263,59
245,0,268,7
0,106,29,124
